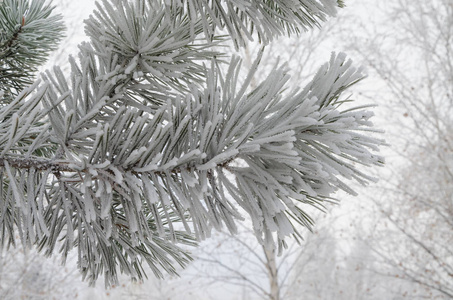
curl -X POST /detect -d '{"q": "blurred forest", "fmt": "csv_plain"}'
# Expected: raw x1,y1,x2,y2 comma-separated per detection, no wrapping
1,0,452,299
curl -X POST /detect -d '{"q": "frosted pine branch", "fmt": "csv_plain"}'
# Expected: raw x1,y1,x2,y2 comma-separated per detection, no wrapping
0,0,384,287
0,156,71,172
166,0,345,47
0,0,64,99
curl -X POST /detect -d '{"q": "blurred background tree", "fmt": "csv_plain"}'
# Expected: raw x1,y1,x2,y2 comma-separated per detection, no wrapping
342,0,453,298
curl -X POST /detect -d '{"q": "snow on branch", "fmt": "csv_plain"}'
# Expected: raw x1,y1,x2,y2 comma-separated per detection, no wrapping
0,0,64,99
82,0,222,106
0,0,383,287
166,0,344,47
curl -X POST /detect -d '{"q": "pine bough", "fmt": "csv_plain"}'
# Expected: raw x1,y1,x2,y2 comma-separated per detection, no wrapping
0,0,383,286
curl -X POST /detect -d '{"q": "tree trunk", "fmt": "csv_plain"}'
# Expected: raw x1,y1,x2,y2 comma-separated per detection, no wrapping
263,246,280,300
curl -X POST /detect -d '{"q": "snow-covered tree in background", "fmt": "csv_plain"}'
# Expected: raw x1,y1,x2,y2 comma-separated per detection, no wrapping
340,0,453,298
0,244,80,299
0,0,383,287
